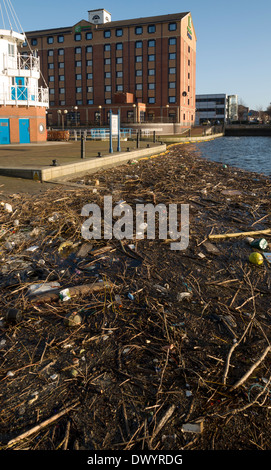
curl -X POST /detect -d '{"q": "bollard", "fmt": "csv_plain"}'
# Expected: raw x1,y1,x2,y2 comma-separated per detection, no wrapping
136,131,140,149
81,135,85,159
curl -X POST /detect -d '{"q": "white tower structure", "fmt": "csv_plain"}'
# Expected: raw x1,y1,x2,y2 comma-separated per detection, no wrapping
0,0,48,144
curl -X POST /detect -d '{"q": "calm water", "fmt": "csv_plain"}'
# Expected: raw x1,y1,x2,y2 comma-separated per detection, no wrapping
192,136,271,176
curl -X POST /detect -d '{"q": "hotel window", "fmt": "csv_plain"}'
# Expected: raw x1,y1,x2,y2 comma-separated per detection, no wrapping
116,43,123,50
76,74,82,80
86,46,93,53
148,39,155,47
169,67,176,74
48,63,54,69
169,22,177,31
136,70,143,76
59,87,65,94
169,53,176,60
169,82,176,88
74,33,81,41
105,99,112,104
60,100,66,106
58,49,64,55
104,72,111,78
148,25,156,33
188,72,190,79
104,58,111,65
87,73,93,79
87,86,93,93
116,57,123,64
135,41,143,48
87,99,94,104
104,44,111,51
148,69,155,76
59,62,64,69
76,87,82,93
104,30,111,38
116,28,123,37
86,60,92,66
49,76,54,82
49,101,55,106
48,50,54,57
86,32,93,40
169,37,177,46
148,83,155,90
169,96,176,103
47,36,54,44
58,35,64,43
105,85,111,92
75,47,81,54
136,84,143,90
135,26,143,35
75,60,82,67
49,88,55,95
135,56,142,63
116,71,123,78
31,38,37,46
148,54,155,62
59,75,65,81
188,46,191,53
76,100,83,105
116,85,123,92
148,97,155,104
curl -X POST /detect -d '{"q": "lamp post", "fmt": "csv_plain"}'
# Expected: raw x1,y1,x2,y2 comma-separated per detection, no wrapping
57,109,68,130
98,105,102,126
166,104,169,123
73,106,78,127
133,103,137,123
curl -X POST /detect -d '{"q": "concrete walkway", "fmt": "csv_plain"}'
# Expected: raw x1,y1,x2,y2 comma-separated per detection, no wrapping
0,140,165,182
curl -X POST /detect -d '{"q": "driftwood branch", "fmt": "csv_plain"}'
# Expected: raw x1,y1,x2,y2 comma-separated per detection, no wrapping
230,345,271,391
7,400,80,448
209,228,271,240
150,404,176,444
28,280,114,304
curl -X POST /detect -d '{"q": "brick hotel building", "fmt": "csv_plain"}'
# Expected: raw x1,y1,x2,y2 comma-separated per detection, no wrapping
22,9,196,131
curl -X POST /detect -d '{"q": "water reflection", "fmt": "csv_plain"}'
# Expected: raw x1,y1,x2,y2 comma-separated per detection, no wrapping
190,137,271,176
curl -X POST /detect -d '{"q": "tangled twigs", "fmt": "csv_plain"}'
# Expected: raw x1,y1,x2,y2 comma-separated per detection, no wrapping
6,400,80,449
230,345,271,392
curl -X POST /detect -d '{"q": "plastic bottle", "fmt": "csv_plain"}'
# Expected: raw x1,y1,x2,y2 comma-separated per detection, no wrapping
250,238,268,250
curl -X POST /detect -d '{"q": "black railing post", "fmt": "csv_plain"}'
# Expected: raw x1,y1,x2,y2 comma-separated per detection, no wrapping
81,135,85,159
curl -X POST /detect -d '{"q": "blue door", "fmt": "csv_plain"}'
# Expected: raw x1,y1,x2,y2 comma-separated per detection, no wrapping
19,119,30,144
11,77,28,101
0,119,10,144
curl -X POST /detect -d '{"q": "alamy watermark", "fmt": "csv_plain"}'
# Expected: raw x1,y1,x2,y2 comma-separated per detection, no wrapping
81,196,189,251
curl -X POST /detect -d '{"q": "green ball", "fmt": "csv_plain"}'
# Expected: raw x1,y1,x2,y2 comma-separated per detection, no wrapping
249,252,264,265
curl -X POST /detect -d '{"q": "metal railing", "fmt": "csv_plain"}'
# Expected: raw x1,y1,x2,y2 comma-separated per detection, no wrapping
0,84,49,106
65,128,133,140
4,53,40,73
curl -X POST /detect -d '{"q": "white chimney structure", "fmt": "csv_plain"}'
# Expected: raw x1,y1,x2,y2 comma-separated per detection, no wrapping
88,9,111,25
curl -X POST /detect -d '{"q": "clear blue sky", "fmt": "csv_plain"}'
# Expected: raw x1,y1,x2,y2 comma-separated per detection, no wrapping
9,0,271,110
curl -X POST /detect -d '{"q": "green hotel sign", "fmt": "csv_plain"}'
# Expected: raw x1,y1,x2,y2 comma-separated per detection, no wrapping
75,25,92,33
187,16,192,40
